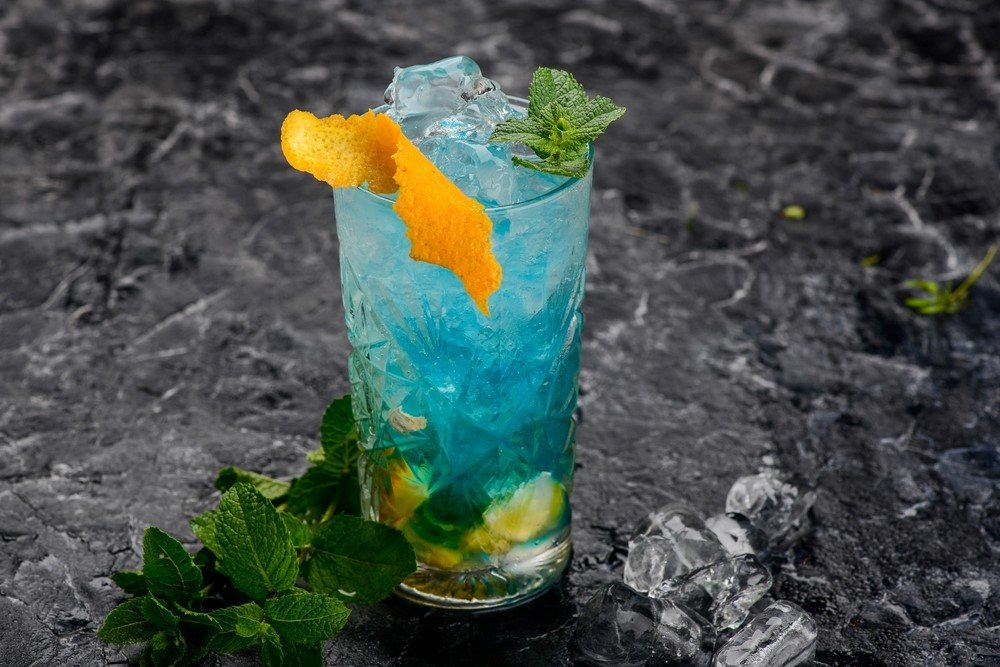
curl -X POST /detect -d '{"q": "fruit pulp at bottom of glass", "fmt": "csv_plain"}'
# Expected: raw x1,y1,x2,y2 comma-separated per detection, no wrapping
356,424,575,608
350,314,579,608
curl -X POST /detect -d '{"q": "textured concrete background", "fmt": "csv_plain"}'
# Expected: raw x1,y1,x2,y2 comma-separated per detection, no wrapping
2,0,1000,665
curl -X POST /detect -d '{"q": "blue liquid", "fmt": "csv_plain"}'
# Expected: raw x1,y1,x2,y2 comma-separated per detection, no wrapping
335,165,591,580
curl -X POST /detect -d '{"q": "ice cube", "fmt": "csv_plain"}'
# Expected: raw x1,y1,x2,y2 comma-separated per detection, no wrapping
624,504,728,592
417,134,565,206
384,56,512,141
705,512,769,561
649,554,773,631
712,600,818,666
380,56,564,206
654,599,717,667
574,581,715,667
417,136,521,207
632,504,711,541
725,472,816,549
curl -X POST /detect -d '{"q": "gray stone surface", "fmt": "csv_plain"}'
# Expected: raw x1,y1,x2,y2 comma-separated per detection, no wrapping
1,0,999,665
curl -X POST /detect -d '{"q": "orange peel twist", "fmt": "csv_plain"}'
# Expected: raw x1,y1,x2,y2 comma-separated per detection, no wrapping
281,109,502,315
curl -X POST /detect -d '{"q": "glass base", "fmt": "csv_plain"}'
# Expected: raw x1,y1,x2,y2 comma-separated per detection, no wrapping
394,528,571,610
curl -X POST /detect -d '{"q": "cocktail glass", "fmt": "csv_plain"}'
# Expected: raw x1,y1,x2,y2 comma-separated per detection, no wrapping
334,105,592,610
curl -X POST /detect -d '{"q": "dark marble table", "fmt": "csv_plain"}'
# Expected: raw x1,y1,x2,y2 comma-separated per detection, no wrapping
2,0,999,664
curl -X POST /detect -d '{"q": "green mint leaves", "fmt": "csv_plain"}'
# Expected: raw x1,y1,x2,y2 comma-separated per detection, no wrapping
490,67,625,178
263,593,351,642
904,245,996,316
208,483,299,600
207,603,261,653
142,527,203,604
287,396,362,522
305,516,417,605
98,394,415,667
99,597,158,645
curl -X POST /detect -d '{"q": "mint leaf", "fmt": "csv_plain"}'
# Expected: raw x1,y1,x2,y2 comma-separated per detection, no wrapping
287,395,362,522
98,597,157,645
235,615,270,639
211,484,298,600
304,515,416,605
140,596,178,630
264,592,350,642
321,395,356,455
488,117,547,148
142,527,202,604
175,606,222,637
228,612,283,667
111,569,147,595
568,96,627,142
286,467,340,522
216,466,291,500
904,279,940,294
287,466,359,522
207,603,262,654
258,625,284,667
512,151,590,178
281,513,312,548
190,511,220,554
904,245,997,316
529,67,587,112
490,66,624,178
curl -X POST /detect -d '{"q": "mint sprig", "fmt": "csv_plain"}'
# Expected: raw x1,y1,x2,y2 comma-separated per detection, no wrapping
97,395,415,667
489,66,625,178
904,245,997,316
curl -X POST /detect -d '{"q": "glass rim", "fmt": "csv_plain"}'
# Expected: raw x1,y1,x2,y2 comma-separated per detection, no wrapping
348,95,594,213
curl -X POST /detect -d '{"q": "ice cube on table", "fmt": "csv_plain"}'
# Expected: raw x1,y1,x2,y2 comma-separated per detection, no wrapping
574,581,716,667
624,504,728,592
712,600,818,667
383,55,512,141
725,472,816,549
649,554,773,631
705,512,770,561
655,598,717,667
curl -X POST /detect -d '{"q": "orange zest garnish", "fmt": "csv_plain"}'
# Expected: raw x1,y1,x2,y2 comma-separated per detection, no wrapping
280,109,502,315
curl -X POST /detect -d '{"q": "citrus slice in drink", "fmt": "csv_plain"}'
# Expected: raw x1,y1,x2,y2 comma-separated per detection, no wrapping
461,525,512,556
280,109,501,315
378,458,429,528
400,524,466,570
482,473,567,543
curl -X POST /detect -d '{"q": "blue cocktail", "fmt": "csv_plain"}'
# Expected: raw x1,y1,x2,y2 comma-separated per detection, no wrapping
334,58,592,608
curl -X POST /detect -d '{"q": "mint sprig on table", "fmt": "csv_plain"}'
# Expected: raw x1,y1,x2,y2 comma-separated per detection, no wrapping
904,245,997,316
489,67,625,178
98,395,415,667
